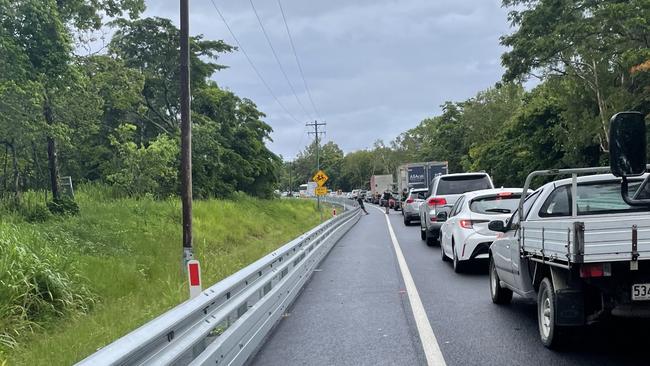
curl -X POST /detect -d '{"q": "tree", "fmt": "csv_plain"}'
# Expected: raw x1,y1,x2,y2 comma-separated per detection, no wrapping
7,0,145,200
501,0,650,152
109,17,234,136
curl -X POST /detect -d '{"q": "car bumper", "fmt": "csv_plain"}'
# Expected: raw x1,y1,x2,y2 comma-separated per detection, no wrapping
458,233,498,261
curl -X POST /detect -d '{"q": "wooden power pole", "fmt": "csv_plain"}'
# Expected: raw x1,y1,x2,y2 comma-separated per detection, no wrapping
180,0,193,267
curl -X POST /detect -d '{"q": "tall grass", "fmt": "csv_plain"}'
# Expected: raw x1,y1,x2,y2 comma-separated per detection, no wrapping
0,186,322,365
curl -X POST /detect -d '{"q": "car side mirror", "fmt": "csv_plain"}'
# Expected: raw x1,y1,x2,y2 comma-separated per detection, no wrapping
609,112,646,177
436,212,448,221
488,220,507,233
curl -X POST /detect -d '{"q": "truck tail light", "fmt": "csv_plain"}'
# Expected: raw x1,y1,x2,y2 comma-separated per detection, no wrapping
427,197,447,207
579,263,612,278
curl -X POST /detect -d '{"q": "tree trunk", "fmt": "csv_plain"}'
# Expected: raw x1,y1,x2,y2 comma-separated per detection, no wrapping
592,60,609,153
9,139,20,203
43,95,61,200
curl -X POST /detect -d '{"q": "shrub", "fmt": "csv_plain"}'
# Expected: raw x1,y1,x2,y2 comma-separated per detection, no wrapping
21,205,52,223
47,199,80,216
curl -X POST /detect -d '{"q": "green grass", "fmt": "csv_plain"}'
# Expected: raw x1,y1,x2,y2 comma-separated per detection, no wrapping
0,187,323,365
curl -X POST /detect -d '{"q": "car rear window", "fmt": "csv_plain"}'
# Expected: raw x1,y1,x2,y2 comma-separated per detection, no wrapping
410,191,428,200
435,175,492,195
539,179,648,217
470,194,521,215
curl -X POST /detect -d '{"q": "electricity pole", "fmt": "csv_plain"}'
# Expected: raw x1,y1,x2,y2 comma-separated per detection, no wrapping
180,0,193,267
306,120,326,213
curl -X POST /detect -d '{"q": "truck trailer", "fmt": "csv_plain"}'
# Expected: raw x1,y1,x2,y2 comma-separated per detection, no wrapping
397,161,448,193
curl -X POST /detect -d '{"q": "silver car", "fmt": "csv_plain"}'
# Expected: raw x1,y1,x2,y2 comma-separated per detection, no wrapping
419,173,494,246
402,188,428,225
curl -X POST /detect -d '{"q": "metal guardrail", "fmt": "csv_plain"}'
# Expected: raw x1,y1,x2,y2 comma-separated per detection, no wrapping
77,199,360,366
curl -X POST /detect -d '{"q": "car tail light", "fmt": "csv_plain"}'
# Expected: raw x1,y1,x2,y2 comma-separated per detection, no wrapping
459,219,489,229
427,197,447,207
430,216,437,222
406,198,414,204
579,263,611,278
459,219,473,229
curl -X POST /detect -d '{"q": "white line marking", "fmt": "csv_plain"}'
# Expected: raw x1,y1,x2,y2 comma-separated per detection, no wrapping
373,207,447,366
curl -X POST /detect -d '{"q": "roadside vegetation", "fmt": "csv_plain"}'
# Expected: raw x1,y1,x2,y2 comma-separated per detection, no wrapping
0,186,322,365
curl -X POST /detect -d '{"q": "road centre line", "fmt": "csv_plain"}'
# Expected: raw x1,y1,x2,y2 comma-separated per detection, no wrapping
372,206,447,366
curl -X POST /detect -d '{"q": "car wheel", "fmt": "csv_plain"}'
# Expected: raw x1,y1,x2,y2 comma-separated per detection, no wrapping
425,230,436,246
489,256,512,305
538,278,566,349
420,220,427,241
441,238,450,262
403,216,410,226
452,244,465,273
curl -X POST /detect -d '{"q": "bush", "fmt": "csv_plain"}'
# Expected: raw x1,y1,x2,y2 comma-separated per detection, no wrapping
47,199,80,216
21,205,52,223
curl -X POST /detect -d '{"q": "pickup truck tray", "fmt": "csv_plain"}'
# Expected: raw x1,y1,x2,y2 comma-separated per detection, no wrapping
521,215,650,264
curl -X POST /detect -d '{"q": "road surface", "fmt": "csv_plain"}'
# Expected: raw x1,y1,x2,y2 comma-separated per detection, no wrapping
252,205,650,366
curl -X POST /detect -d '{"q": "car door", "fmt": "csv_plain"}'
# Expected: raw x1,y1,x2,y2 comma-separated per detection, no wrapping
442,196,465,257
492,190,541,287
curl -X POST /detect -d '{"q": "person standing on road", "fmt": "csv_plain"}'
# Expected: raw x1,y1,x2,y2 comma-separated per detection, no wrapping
382,190,391,214
357,194,369,215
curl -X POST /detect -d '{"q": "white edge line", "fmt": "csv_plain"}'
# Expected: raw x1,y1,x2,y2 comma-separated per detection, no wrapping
373,206,447,366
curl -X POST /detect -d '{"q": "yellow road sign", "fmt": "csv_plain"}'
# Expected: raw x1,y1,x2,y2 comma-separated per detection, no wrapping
312,170,329,187
315,186,328,196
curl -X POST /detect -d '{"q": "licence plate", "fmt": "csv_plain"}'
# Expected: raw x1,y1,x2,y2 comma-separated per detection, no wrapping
632,284,650,301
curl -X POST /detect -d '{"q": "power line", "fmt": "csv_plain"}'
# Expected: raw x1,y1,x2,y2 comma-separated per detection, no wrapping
276,0,321,120
248,0,313,120
209,0,301,124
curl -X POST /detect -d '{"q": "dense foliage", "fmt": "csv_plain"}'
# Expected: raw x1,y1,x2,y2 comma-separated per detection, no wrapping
283,0,650,190
0,1,280,203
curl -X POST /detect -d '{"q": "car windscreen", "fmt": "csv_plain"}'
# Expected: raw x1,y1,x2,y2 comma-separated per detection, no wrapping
470,194,521,215
435,175,492,195
410,191,428,200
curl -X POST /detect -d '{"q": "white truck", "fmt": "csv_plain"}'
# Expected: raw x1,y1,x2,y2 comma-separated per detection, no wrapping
370,174,393,195
487,111,650,348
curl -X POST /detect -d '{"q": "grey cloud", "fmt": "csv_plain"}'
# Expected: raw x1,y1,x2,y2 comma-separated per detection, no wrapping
141,0,513,159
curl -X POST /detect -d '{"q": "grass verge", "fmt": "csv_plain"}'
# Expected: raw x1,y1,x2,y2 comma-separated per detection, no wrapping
1,188,322,365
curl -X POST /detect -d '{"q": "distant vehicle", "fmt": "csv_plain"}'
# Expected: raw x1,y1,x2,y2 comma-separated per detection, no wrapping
299,183,308,197
370,175,394,196
439,188,523,272
402,188,428,225
488,111,650,349
397,161,448,193
419,172,494,246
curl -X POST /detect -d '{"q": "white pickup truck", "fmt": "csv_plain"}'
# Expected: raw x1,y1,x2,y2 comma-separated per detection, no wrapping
487,112,650,348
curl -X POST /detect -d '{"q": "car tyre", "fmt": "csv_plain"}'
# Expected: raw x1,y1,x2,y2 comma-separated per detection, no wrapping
452,244,465,273
489,256,512,305
420,221,427,241
403,216,411,226
425,230,437,246
538,277,566,349
441,239,450,262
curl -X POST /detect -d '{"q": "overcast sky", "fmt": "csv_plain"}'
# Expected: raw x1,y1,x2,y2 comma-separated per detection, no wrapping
142,0,513,160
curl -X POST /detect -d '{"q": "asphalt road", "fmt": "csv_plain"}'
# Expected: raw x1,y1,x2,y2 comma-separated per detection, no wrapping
252,205,650,366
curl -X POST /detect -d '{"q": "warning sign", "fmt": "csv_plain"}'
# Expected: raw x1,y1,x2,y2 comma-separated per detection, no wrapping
312,170,329,187
315,186,328,196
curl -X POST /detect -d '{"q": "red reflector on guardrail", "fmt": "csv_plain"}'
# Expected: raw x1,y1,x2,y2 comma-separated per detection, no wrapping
187,260,202,298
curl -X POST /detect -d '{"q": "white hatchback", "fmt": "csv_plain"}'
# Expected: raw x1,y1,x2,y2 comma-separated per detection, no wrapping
439,188,524,273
